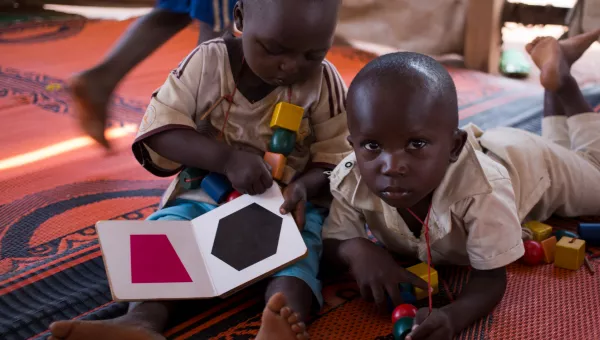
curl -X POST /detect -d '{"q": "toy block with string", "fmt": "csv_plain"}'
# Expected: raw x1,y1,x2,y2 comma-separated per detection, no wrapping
177,77,303,202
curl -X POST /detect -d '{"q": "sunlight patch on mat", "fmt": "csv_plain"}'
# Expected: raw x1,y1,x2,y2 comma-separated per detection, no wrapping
0,124,137,170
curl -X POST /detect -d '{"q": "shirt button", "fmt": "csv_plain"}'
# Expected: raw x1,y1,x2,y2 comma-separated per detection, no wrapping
345,162,353,168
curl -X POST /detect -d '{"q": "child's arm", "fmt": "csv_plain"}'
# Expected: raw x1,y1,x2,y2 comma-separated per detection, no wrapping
279,168,329,228
407,267,506,340
322,194,429,308
146,130,272,195
409,176,524,339
133,44,272,195
279,61,353,225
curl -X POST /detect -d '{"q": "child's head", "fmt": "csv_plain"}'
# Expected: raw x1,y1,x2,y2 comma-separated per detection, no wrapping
233,0,340,86
346,52,467,209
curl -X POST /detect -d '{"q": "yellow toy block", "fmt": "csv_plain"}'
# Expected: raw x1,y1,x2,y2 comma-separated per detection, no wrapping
263,152,286,180
406,263,438,300
541,236,557,263
270,102,304,132
524,221,553,242
554,237,586,270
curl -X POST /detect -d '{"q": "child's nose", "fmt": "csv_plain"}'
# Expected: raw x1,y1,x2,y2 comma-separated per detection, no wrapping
381,152,409,176
279,56,300,74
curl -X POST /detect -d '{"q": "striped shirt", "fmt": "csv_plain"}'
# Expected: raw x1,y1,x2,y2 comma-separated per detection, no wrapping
133,38,352,206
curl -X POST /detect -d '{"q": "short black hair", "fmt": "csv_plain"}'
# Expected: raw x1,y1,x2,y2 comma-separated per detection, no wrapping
349,52,459,122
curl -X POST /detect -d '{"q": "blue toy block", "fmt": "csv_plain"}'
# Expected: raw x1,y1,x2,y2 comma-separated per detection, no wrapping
554,230,579,242
386,283,417,312
579,223,600,246
400,282,416,304
201,173,233,203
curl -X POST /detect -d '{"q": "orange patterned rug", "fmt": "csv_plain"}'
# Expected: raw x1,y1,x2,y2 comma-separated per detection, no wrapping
1,13,599,340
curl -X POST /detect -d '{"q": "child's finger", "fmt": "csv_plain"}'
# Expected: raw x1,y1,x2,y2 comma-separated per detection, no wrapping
402,269,429,291
293,201,306,230
279,196,297,215
407,308,433,340
385,283,403,307
413,307,430,324
371,284,386,307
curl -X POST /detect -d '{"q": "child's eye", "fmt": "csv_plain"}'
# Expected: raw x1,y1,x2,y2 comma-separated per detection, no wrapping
305,51,327,61
407,140,428,150
261,43,283,55
362,142,381,151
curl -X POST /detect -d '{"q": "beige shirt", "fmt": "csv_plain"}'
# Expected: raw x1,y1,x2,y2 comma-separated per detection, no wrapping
323,124,526,270
132,39,352,207
324,115,600,270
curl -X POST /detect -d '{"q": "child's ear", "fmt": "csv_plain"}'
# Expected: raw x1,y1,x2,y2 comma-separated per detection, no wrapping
234,1,244,32
450,129,467,163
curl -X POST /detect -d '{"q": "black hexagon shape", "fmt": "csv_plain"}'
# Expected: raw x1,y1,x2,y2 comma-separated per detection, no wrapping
212,203,283,271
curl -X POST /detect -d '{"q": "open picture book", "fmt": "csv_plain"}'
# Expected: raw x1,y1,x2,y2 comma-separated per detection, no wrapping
96,184,308,301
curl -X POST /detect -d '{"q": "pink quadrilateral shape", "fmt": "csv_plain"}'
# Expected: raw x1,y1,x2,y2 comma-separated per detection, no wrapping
130,234,193,283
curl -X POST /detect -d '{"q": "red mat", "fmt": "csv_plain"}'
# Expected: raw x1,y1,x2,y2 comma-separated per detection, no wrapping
1,15,599,340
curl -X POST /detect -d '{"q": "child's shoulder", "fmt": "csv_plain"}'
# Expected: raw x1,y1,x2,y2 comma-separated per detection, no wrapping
172,38,228,78
434,127,514,215
329,153,384,211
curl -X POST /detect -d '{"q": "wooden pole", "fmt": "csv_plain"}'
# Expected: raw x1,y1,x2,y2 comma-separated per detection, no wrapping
464,0,504,74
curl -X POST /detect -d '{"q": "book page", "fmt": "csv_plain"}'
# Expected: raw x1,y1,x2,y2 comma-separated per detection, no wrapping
96,220,215,300
191,185,308,296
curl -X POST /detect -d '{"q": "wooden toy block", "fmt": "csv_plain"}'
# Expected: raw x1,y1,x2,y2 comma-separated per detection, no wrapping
399,282,416,304
393,316,414,340
406,263,438,300
554,230,578,242
270,102,304,132
179,168,208,190
201,173,233,203
554,237,586,270
578,223,600,246
541,236,557,263
524,221,553,242
263,152,286,180
270,127,296,156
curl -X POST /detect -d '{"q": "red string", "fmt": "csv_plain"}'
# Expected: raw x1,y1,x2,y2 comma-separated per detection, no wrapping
219,57,245,138
184,176,205,183
406,204,433,315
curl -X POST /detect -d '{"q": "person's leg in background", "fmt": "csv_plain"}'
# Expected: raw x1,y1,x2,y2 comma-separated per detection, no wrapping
192,0,236,44
70,4,193,149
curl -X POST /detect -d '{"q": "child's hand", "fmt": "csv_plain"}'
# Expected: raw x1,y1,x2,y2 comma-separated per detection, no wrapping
406,308,454,340
279,181,307,230
224,150,273,195
342,238,429,308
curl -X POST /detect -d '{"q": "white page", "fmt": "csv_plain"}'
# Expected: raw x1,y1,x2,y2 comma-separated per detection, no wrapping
191,185,308,296
96,220,215,300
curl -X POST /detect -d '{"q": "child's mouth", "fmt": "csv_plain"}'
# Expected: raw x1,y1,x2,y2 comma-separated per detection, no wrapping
380,189,412,200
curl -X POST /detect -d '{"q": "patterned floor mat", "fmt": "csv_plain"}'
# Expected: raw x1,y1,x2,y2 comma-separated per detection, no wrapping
1,14,599,340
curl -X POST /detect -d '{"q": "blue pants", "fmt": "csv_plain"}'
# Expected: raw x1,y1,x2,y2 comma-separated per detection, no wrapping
148,199,325,306
156,0,236,31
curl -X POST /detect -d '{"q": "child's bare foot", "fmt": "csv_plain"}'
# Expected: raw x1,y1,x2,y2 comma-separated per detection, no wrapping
525,37,569,91
69,69,115,149
526,30,600,91
48,319,165,340
256,293,309,340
